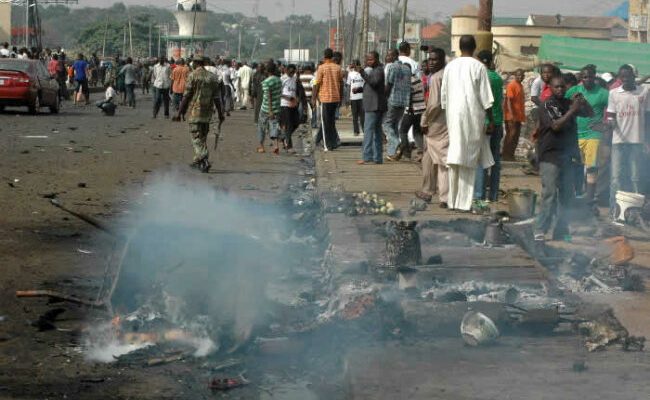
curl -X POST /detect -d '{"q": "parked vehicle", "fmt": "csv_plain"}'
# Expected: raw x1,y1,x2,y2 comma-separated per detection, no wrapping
0,59,60,114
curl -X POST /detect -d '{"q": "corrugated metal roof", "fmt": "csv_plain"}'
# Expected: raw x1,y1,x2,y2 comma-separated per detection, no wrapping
529,15,628,29
493,17,528,26
538,35,650,75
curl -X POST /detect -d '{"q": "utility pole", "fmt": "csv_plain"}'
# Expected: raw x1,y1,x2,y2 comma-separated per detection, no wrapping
360,0,369,58
478,0,493,31
101,15,109,58
388,0,392,50
400,0,408,42
476,0,493,53
238,27,242,60
335,0,340,51
128,17,134,58
190,0,198,56
349,0,358,64
24,0,29,48
338,0,344,53
157,25,162,58
122,24,126,58
298,32,301,62
328,0,332,48
148,22,152,58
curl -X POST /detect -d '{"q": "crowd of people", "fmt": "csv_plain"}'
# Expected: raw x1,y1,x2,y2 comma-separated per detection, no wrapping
303,35,649,241
4,35,649,241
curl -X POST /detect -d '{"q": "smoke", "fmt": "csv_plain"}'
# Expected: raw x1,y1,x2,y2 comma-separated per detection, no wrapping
87,172,295,361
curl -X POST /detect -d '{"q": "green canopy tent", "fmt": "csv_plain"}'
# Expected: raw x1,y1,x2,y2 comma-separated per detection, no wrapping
537,35,650,75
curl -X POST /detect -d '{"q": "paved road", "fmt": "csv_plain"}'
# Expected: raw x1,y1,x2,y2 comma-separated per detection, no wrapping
0,94,315,399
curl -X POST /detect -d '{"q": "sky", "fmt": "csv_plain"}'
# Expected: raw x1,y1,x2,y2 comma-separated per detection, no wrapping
74,0,626,21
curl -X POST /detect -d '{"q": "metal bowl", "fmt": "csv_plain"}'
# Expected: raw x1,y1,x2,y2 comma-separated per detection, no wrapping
460,311,499,346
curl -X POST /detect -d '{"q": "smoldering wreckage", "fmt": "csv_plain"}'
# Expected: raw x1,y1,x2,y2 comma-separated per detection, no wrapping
13,164,648,396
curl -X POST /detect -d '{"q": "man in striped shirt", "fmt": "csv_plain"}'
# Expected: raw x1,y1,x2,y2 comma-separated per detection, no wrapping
397,72,427,161
313,48,344,151
257,62,282,154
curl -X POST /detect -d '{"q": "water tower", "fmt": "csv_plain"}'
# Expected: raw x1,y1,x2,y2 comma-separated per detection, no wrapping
165,0,217,60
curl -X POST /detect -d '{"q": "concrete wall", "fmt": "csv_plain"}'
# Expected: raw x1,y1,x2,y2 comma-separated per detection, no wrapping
451,15,617,56
0,3,11,44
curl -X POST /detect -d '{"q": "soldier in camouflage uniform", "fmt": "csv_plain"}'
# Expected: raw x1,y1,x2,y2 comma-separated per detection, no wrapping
174,57,224,173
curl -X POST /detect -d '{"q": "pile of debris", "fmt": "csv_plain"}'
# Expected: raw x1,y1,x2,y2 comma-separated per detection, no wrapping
321,191,398,216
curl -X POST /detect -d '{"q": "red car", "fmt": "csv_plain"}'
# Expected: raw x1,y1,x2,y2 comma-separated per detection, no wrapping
0,59,60,114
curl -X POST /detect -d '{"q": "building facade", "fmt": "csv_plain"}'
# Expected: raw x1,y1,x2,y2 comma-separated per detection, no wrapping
451,5,629,59
0,3,10,44
629,0,649,42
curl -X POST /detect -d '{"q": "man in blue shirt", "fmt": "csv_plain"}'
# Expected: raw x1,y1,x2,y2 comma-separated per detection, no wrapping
383,47,411,161
73,53,90,105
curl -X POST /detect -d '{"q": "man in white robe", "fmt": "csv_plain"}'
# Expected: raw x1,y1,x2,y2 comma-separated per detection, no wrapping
441,35,495,211
238,62,253,109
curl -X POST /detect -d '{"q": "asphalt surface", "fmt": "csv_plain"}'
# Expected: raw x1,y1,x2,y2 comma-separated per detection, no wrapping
0,93,315,399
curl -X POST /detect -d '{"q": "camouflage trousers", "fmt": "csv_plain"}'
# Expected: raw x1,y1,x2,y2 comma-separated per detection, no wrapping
190,122,210,163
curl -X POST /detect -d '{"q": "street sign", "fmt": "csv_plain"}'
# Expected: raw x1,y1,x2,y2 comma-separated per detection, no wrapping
367,31,376,43
403,22,421,43
284,49,310,63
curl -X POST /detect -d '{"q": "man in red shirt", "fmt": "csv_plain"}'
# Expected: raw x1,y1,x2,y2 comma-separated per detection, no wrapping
171,59,190,111
503,69,526,161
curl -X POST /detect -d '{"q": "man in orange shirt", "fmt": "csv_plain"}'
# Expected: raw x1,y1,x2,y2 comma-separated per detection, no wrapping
312,48,344,151
503,69,526,161
171,59,191,111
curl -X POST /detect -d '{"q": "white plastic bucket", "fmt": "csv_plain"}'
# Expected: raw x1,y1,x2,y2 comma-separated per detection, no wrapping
615,191,645,222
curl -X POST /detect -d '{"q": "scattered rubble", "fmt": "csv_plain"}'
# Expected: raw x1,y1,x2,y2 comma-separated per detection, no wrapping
322,191,397,216
578,310,645,352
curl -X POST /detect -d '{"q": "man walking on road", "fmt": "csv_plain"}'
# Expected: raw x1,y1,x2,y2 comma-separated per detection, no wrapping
257,62,282,154
313,48,344,151
441,35,495,211
251,63,266,124
171,59,190,111
120,57,137,108
356,51,387,165
383,48,412,161
416,48,449,207
238,62,253,110
152,56,171,119
174,57,223,173
72,53,90,105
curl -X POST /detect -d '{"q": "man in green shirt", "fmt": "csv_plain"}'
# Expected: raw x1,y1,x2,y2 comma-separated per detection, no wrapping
474,50,503,202
257,62,282,154
565,64,609,203
174,56,224,173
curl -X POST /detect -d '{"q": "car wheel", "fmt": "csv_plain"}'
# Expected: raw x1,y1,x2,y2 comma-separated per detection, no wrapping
28,95,40,115
50,96,60,114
